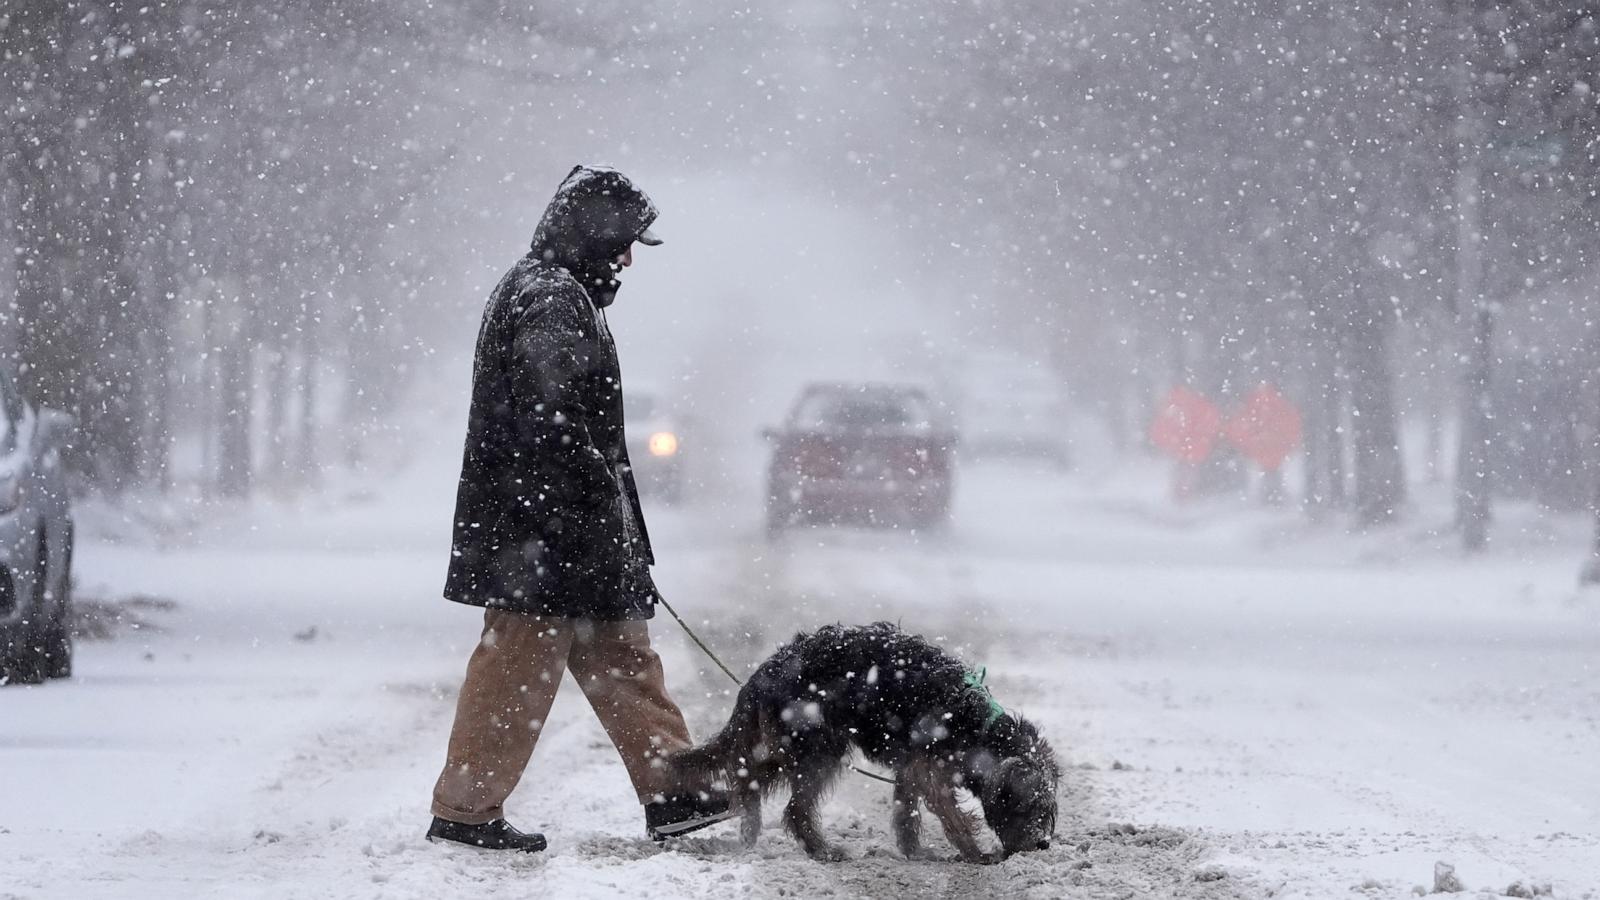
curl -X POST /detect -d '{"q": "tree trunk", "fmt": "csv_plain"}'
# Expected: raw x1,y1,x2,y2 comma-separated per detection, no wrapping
141,145,180,492
0,170,18,358
1456,290,1494,551
200,291,216,495
91,58,147,491
1302,383,1325,516
1348,293,1406,526
297,303,319,486
1584,475,1600,585
1580,309,1600,584
1452,3,1492,552
1303,311,1346,519
1425,312,1450,484
217,338,253,499
145,266,176,493
266,347,291,488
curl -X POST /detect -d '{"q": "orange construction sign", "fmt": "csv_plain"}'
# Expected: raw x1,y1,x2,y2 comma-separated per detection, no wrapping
1222,383,1302,471
1149,386,1222,464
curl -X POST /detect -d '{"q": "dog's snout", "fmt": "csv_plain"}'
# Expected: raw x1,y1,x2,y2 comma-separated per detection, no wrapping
1037,840,1050,850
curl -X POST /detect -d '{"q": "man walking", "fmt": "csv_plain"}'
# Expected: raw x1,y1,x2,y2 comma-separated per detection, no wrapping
428,166,731,852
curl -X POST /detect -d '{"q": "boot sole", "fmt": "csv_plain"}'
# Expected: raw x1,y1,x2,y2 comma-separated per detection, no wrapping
648,807,740,840
426,832,548,853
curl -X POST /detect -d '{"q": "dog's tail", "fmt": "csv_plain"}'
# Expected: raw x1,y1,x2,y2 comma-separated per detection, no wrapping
672,682,762,781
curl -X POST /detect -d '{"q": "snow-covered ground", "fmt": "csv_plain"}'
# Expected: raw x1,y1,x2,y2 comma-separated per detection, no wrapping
3,424,1598,899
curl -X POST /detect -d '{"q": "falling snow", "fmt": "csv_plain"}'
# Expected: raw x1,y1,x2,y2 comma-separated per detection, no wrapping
2,3,1599,899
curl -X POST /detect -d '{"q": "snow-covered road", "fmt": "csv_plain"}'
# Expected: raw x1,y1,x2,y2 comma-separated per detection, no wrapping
3,448,1597,899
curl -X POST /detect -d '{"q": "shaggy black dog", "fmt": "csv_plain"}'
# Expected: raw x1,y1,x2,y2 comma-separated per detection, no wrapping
672,622,1059,863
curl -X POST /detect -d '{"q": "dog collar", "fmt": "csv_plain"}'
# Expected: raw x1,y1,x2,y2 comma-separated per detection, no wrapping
963,666,1007,728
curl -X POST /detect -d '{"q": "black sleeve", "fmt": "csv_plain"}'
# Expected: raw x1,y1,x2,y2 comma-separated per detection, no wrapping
509,287,618,506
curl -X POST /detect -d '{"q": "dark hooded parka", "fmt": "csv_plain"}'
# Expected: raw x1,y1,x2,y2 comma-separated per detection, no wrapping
444,165,662,619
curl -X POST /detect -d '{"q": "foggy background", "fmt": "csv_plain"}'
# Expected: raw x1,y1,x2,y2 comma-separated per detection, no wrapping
6,4,1600,897
8,1,1600,555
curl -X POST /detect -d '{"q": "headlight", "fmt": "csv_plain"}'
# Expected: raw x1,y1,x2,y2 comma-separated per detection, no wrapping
648,431,679,457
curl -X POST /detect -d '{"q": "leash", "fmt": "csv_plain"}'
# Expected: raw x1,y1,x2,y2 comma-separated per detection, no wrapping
658,594,744,685
658,595,898,786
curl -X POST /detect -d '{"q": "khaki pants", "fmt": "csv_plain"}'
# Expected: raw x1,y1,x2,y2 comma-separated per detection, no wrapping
431,609,694,825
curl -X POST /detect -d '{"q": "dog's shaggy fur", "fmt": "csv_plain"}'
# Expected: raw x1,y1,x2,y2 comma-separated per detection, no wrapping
673,622,1059,863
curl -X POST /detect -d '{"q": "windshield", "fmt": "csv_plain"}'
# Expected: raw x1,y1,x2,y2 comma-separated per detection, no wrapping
790,388,933,432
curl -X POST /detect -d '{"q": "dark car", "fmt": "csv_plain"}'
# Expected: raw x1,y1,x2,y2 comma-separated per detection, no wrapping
763,382,955,536
625,388,687,504
0,368,76,685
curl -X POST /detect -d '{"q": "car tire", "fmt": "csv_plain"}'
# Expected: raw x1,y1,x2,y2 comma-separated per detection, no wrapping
53,525,73,678
909,501,951,532
765,505,789,539
766,494,799,539
1,627,46,686
40,618,71,679
38,526,72,679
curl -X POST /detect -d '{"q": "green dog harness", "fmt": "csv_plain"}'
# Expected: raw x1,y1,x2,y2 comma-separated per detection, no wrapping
963,666,1007,728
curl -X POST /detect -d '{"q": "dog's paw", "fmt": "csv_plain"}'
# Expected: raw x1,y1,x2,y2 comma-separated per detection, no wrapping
807,844,849,863
959,850,1005,865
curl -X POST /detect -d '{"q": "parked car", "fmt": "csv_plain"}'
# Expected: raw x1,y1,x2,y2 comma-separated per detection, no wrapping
763,382,956,535
0,369,75,685
625,388,687,504
959,352,1072,468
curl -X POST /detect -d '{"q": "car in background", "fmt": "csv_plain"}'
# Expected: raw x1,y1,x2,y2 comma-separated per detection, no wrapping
0,368,76,685
763,382,956,536
625,388,688,504
958,352,1071,468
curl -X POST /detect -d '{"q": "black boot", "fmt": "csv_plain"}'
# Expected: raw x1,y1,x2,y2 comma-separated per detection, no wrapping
645,792,736,841
426,817,547,853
